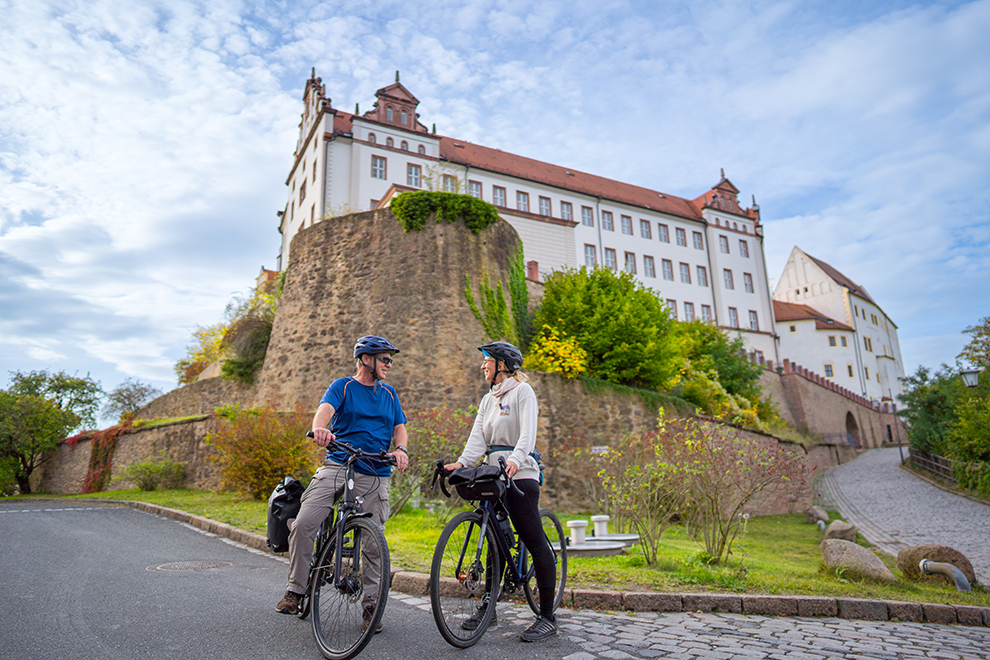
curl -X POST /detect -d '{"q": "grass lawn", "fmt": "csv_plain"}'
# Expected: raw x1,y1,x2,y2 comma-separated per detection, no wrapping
18,489,989,607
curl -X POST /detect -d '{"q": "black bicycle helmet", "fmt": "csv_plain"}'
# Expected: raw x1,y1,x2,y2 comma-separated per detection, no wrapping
478,341,523,372
354,335,400,358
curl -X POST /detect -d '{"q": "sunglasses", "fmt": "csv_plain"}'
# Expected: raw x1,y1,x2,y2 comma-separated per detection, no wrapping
375,356,394,365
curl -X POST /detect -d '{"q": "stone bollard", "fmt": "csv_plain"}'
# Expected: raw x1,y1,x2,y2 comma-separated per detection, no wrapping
567,520,589,545
590,515,610,537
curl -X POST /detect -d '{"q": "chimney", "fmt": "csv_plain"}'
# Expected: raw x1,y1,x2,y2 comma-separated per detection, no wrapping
526,260,539,282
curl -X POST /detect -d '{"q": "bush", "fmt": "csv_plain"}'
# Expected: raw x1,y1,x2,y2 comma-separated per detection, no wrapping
206,404,321,500
392,407,474,515
117,454,187,491
0,456,19,496
390,191,500,234
524,324,587,378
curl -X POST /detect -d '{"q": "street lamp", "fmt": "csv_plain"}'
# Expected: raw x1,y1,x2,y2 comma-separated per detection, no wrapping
960,368,982,388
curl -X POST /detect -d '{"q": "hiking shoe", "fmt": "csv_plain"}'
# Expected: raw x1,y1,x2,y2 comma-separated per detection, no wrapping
276,590,302,615
520,615,557,642
460,603,496,631
362,606,383,634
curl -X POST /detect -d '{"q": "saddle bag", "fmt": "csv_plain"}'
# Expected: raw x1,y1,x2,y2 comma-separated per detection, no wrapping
266,476,305,552
447,465,505,502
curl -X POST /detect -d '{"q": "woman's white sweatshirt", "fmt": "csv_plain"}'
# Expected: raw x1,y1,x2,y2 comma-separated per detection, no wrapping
456,381,541,481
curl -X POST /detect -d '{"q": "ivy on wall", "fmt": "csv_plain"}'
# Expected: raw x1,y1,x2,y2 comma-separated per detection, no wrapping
508,243,532,350
464,273,515,342
390,191,500,234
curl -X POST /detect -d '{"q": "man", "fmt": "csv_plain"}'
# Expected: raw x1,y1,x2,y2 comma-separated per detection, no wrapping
276,335,409,632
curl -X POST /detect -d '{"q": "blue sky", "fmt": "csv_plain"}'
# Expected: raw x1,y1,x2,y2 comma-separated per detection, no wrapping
2,0,988,414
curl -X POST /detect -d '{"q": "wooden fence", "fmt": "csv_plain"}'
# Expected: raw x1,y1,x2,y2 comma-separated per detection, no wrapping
910,449,957,483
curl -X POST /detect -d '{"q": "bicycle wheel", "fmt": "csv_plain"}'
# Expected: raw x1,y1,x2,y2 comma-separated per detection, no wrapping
429,511,500,648
522,509,567,616
310,517,390,660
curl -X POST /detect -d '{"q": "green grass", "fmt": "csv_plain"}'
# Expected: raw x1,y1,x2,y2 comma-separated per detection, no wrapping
16,490,989,607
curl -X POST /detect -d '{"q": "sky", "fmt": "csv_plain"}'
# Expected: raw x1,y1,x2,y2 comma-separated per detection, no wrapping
2,0,988,417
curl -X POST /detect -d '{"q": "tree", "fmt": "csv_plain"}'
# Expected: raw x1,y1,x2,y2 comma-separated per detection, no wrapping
898,365,962,456
0,391,80,494
103,379,164,421
958,316,990,369
174,323,225,384
533,267,683,390
7,370,102,431
677,320,764,401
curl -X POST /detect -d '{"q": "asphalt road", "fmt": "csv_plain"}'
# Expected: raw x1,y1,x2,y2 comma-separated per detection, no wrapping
0,501,579,660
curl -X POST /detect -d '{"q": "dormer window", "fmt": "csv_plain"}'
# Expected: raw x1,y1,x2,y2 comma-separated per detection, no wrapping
386,106,393,121
368,133,376,144
418,145,425,155
400,140,408,151
401,109,408,124
386,137,394,148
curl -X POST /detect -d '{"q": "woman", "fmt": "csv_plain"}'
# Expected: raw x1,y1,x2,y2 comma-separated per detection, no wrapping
444,341,557,642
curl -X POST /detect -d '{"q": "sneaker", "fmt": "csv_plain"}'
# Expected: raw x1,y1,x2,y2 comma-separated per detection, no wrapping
520,615,557,642
362,606,383,634
276,590,302,615
460,603,496,631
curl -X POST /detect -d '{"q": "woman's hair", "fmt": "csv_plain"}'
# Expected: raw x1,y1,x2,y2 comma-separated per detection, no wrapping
512,370,529,383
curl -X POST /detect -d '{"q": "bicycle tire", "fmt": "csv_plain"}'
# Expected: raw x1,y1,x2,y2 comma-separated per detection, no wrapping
522,509,568,616
310,517,390,660
429,511,501,648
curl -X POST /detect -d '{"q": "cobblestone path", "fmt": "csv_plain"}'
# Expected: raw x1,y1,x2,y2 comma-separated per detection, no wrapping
820,447,990,584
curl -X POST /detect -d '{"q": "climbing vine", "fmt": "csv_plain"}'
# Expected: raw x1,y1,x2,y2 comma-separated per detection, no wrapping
66,420,133,493
464,273,515,343
508,242,532,350
390,191,500,234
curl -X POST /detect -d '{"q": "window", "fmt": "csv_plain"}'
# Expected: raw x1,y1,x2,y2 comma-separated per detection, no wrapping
662,259,674,280
877,372,881,383
516,191,529,212
841,336,848,347
739,240,750,258
640,219,651,239
299,179,306,203
443,175,457,192
468,180,482,198
371,156,386,179
676,227,687,246
701,305,712,323
493,186,506,207
824,364,834,378
386,137,394,148
584,244,597,269
604,248,616,270
728,307,739,328
789,324,796,332
723,269,734,289
693,231,703,249
602,211,614,231
658,224,669,242
666,300,677,317
865,366,870,380
621,215,633,235
847,365,854,377
400,109,407,124
864,337,873,352
679,262,691,283
871,313,878,325
743,272,754,293
719,235,729,253
697,266,708,287
684,302,695,322
313,160,317,182
828,336,837,347
310,205,314,224
417,145,425,155
539,196,551,216
749,310,759,331
624,252,636,274
400,140,408,151
643,255,656,278
581,206,593,227
386,107,393,121
561,202,573,221
407,164,421,187
368,133,376,144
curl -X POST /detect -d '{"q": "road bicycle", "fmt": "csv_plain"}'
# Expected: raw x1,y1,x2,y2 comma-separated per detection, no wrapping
428,458,567,648
295,433,397,660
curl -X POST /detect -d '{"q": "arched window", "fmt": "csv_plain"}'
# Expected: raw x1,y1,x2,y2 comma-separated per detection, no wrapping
417,145,425,155
386,137,394,148
401,109,408,124
400,140,408,151
386,106,393,121
715,218,720,226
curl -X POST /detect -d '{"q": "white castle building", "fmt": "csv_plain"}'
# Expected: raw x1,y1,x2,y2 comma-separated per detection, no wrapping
276,71,778,361
773,247,906,403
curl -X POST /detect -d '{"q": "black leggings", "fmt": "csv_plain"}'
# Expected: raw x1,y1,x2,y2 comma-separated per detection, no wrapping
501,478,556,620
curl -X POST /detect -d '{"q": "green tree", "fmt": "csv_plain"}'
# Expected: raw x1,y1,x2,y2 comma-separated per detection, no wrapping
103,379,164,421
0,391,80,494
533,266,682,389
958,315,990,369
677,320,764,401
898,365,962,456
7,370,103,431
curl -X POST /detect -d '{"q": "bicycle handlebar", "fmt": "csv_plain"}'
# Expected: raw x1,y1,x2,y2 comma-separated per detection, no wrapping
430,456,521,498
306,431,398,467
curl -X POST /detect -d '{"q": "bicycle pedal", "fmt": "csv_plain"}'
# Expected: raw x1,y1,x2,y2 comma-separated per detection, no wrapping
341,546,354,558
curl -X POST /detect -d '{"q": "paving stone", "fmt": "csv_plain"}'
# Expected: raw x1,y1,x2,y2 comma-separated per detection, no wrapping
573,589,624,610
837,598,889,621
795,596,838,617
742,595,799,616
954,605,984,627
922,603,958,624
884,600,923,622
624,592,683,612
682,593,743,613
563,653,597,660
600,650,637,659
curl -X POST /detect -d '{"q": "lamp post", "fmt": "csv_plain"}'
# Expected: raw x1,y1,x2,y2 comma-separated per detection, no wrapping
961,368,982,388
889,388,905,465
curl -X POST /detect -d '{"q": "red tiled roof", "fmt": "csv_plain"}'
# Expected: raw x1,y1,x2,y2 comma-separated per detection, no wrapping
773,300,854,332
805,253,874,304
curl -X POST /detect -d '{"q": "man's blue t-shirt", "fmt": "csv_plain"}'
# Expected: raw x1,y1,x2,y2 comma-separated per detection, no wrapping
321,377,407,477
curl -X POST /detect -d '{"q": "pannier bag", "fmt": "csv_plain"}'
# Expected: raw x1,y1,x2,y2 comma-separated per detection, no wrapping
267,476,304,552
447,465,505,502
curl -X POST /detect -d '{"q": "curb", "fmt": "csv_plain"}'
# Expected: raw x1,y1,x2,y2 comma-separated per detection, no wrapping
42,498,990,629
